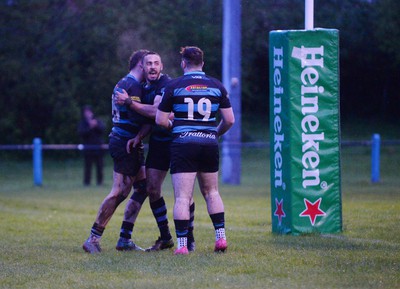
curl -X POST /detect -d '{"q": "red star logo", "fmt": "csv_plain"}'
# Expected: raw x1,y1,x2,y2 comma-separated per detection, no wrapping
274,198,286,225
299,198,326,226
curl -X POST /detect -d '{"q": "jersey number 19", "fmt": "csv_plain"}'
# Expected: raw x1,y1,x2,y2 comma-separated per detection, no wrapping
184,97,211,121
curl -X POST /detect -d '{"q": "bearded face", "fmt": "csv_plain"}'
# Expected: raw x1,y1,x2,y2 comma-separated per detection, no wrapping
143,54,163,83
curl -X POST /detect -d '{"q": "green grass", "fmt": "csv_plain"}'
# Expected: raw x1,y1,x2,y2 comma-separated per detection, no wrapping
0,145,399,289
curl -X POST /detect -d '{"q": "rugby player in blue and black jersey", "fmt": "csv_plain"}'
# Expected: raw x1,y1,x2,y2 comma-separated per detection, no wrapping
115,52,196,252
156,46,235,255
82,49,150,254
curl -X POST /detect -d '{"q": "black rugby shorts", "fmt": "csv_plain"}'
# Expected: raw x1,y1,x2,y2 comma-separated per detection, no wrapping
109,133,144,176
170,142,219,174
146,138,171,171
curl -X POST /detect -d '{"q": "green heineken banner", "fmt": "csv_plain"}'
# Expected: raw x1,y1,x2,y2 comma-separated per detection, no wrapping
269,29,342,234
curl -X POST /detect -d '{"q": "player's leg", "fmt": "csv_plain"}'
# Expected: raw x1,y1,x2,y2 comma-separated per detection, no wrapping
144,138,174,251
170,142,199,255
116,142,148,251
198,144,227,252
147,168,168,203
145,168,174,251
96,172,135,227
197,172,224,214
116,166,147,251
83,171,134,253
197,171,227,253
83,133,139,254
172,172,196,255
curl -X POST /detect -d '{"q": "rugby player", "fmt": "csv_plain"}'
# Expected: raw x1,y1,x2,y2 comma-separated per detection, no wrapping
155,46,235,255
82,49,150,253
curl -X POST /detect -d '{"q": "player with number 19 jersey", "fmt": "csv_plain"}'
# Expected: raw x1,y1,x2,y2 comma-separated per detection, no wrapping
158,71,231,146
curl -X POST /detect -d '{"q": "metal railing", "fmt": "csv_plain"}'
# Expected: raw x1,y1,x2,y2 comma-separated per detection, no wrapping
1,134,399,186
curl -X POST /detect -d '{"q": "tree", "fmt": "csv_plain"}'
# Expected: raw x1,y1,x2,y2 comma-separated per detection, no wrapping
373,0,400,118
0,0,399,144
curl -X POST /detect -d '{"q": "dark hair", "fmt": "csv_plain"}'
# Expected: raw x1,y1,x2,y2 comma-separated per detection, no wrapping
180,46,203,66
142,51,160,64
129,49,150,70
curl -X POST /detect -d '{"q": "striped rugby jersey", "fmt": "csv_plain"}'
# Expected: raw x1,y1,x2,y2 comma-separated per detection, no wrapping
158,71,231,143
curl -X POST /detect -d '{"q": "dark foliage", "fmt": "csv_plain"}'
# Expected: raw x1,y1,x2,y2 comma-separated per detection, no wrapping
0,0,399,144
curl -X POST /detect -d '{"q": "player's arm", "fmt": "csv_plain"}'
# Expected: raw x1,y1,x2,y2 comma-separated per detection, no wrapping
155,109,173,130
126,124,152,153
216,107,235,137
131,94,161,119
115,89,159,119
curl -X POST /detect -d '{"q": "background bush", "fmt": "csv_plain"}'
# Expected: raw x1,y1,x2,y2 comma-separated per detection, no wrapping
1,0,399,144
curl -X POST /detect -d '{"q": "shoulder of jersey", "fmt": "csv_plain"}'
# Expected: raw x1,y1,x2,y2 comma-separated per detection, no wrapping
160,74,172,81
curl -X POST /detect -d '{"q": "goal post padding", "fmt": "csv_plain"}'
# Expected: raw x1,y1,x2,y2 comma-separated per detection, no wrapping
269,29,342,234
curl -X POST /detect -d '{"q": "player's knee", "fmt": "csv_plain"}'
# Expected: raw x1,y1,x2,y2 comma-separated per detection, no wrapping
175,197,191,207
204,190,220,200
130,191,147,205
105,191,127,206
147,184,162,202
133,179,146,194
124,199,142,219
148,192,162,203
111,179,132,199
116,194,126,205
130,179,148,205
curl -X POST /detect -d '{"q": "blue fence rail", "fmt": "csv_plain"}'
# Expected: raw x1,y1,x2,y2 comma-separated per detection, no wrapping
1,135,400,186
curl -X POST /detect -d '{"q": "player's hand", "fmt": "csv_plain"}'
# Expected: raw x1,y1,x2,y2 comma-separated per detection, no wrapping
126,137,140,153
114,89,129,105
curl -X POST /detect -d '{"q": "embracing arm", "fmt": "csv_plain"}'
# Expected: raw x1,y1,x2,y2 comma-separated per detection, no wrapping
155,109,173,130
115,89,160,119
133,94,161,119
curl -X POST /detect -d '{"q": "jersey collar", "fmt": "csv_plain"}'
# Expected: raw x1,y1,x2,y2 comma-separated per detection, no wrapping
184,71,205,76
127,73,139,82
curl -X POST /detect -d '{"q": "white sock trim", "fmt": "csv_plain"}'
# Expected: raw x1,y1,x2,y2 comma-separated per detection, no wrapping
215,228,226,241
177,237,187,249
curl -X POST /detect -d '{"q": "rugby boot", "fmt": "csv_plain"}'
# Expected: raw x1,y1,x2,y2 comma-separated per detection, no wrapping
214,238,227,253
145,237,174,252
82,235,102,254
116,237,144,251
174,246,189,255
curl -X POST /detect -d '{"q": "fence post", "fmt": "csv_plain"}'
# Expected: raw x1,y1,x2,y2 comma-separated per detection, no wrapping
371,133,380,183
33,137,42,186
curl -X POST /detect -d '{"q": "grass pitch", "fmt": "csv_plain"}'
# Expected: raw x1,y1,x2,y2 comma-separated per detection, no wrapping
0,145,399,289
